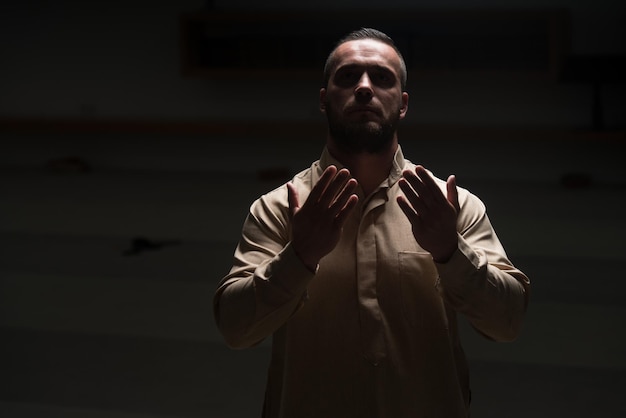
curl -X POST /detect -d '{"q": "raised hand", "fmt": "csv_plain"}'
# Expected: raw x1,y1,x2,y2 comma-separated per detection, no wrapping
397,165,460,263
287,165,359,271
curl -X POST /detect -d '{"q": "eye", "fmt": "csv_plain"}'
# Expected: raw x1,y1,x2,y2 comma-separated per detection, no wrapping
376,72,389,81
372,70,395,87
334,68,360,87
341,71,356,81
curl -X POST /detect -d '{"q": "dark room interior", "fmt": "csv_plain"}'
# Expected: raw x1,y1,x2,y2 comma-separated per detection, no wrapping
1,0,625,417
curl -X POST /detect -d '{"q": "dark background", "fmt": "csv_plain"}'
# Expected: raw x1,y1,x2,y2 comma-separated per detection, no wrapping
1,0,625,417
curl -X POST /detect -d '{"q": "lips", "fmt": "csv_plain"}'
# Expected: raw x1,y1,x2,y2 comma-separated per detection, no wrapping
347,106,381,116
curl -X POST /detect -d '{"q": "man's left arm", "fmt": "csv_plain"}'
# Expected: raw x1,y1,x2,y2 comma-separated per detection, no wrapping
398,165,530,342
435,209,530,342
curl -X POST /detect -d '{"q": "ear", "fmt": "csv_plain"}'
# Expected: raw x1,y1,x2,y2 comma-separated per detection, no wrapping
319,88,327,113
399,91,409,120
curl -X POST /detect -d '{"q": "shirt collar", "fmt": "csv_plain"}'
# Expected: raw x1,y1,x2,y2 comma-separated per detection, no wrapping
317,145,407,188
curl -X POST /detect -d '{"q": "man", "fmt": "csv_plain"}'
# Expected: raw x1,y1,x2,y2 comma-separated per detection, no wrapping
214,28,530,418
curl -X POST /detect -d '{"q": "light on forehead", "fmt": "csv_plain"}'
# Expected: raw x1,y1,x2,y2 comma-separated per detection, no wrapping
339,39,397,56
331,39,406,86
324,37,407,89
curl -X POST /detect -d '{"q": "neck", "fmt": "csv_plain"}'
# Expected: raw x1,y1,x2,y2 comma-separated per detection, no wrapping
327,138,398,196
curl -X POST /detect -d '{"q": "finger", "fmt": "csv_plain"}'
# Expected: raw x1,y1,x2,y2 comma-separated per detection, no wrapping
398,177,429,216
447,175,460,212
329,178,358,216
318,168,352,208
396,195,420,226
334,194,359,226
287,182,300,219
307,165,338,204
402,169,431,208
415,165,447,204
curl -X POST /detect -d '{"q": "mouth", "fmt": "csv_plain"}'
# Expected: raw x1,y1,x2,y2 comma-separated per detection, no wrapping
347,106,381,117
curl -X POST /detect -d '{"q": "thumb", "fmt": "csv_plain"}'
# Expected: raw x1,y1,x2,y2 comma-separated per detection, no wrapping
447,175,460,213
287,182,300,219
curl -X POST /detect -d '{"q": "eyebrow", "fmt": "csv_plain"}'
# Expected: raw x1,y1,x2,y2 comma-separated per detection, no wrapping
335,63,395,73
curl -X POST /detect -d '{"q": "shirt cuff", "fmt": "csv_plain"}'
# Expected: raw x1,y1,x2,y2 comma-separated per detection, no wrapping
264,242,317,297
433,235,483,288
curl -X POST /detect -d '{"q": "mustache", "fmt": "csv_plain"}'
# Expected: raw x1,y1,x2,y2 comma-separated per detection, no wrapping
345,105,382,116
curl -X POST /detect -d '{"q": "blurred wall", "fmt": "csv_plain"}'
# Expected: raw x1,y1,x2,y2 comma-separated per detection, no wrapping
0,0,624,128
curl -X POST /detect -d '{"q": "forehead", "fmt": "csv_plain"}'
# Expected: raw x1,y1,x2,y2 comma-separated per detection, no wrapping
332,39,402,72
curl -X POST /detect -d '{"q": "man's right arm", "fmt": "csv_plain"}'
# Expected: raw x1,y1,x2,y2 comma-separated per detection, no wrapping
213,166,359,349
213,191,315,349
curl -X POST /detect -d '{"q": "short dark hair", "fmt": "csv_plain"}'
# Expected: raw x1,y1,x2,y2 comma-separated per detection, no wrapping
323,28,408,89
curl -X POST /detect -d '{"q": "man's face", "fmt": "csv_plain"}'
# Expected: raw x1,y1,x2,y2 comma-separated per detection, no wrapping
320,39,409,154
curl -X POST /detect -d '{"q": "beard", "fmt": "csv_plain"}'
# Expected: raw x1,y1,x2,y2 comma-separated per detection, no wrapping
325,103,401,154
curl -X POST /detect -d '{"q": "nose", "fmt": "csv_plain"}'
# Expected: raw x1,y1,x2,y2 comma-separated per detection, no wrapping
354,72,373,101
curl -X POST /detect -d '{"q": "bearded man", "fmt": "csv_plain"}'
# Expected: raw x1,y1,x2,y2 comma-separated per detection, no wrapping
214,28,530,418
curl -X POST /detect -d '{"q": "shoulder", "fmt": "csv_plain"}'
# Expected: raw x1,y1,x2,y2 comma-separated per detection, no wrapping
250,161,319,216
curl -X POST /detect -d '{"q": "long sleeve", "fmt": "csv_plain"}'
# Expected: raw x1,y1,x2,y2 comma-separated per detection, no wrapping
435,193,530,342
213,186,315,349
212,147,529,417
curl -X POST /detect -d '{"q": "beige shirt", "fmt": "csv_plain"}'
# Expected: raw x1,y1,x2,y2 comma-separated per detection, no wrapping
214,146,530,418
